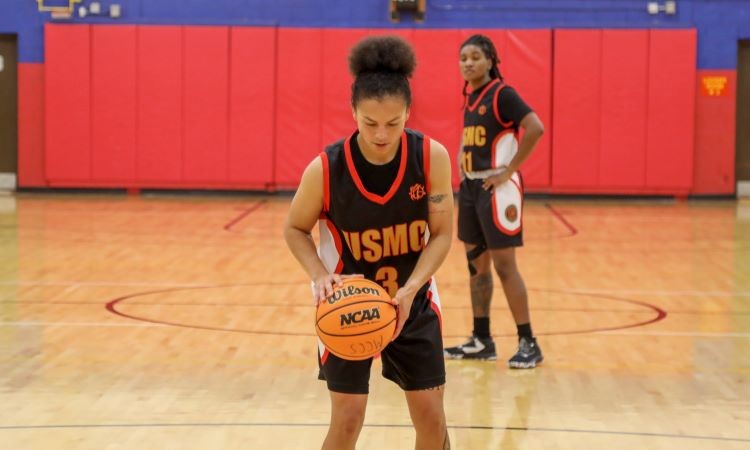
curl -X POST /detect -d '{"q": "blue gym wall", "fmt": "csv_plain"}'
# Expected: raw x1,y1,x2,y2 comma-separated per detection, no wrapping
2,0,750,68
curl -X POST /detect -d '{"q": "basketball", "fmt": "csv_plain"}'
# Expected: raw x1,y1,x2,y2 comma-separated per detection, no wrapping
315,278,397,361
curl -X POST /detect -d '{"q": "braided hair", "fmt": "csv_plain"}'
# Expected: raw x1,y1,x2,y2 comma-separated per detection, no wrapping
460,34,504,98
349,35,416,107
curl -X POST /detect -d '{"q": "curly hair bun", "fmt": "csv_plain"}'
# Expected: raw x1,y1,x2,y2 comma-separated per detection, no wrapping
349,36,416,78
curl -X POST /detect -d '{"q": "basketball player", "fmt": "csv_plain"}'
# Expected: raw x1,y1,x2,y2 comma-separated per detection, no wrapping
443,34,545,369
284,36,453,449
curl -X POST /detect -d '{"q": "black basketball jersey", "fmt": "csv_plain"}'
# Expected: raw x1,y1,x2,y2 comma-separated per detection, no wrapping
318,129,431,297
461,78,519,174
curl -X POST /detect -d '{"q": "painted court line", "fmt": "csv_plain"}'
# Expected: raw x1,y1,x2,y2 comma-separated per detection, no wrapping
0,321,166,328
1,280,750,297
1,321,748,338
0,422,746,443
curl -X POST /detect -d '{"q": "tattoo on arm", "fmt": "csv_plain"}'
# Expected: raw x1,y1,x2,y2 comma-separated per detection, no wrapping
429,194,447,203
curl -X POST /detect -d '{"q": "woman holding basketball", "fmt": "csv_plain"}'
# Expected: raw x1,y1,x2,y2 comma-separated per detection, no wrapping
284,36,453,449
443,34,545,369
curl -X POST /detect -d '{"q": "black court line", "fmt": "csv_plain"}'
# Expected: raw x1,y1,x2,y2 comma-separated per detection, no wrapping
0,422,747,443
223,200,268,231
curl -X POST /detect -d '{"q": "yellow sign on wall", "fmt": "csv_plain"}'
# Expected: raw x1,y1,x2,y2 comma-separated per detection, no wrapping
701,76,728,97
36,0,81,13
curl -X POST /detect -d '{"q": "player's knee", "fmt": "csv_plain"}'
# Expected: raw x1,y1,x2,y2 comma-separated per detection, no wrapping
466,243,487,276
333,404,366,436
493,258,518,280
413,407,447,435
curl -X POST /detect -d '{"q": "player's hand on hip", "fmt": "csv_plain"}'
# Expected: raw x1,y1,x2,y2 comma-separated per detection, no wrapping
312,273,364,305
391,285,418,340
482,167,513,191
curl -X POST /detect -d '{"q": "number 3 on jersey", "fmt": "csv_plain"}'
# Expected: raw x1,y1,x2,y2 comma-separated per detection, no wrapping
375,266,399,297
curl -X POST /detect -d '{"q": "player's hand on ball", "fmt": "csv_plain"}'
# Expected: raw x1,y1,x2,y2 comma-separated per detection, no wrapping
312,273,364,305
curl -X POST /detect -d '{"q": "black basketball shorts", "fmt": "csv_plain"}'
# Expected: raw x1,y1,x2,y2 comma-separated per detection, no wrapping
457,172,524,249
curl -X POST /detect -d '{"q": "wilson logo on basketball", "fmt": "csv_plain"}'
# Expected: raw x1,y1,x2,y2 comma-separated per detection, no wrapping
325,285,381,305
409,183,426,201
505,205,518,222
340,307,381,326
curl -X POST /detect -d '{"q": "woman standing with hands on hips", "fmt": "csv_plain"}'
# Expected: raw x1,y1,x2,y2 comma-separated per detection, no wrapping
444,34,545,369
284,35,454,449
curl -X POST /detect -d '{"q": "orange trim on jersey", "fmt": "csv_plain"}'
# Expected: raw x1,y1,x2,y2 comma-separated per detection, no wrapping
344,131,408,206
466,78,501,112
492,83,514,128
324,218,344,274
423,135,431,193
490,129,517,169
320,152,330,212
491,175,523,236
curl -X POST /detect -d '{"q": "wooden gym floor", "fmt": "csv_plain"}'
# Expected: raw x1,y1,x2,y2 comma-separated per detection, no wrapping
0,192,748,449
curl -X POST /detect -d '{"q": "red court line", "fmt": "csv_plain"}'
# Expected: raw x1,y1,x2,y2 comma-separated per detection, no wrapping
105,284,667,338
544,203,578,237
223,200,267,231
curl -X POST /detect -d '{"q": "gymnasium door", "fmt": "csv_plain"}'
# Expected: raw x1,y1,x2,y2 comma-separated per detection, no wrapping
737,40,750,196
0,35,18,189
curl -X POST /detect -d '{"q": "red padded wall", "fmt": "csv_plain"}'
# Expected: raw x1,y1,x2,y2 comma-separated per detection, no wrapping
91,25,137,183
506,30,552,189
274,28,323,187
45,24,91,183
136,26,183,183
599,30,648,189
18,63,45,187
411,30,464,186
552,29,697,194
40,25,703,195
229,27,276,186
647,30,697,191
184,26,229,183
552,30,601,189
320,28,367,148
693,69,736,194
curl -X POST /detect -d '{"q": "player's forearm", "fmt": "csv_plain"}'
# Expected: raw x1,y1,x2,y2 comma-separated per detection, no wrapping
508,125,543,172
284,227,329,281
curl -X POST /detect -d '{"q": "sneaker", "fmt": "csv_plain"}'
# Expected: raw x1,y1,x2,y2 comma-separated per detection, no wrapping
444,334,497,360
508,337,543,369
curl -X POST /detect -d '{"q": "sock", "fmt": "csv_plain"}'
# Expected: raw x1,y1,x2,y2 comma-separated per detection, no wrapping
517,323,533,341
473,317,490,339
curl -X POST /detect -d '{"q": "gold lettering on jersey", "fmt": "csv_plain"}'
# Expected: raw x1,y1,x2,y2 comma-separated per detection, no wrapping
343,231,361,261
343,220,427,262
463,125,486,147
361,229,382,262
408,220,427,252
382,224,408,257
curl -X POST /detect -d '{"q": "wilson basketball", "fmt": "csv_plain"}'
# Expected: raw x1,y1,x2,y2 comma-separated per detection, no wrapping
315,278,397,361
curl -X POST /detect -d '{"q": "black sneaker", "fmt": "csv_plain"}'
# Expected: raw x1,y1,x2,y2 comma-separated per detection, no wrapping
444,334,497,360
508,337,543,369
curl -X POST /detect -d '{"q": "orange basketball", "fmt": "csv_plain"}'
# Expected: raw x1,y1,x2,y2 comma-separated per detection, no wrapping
315,278,397,361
